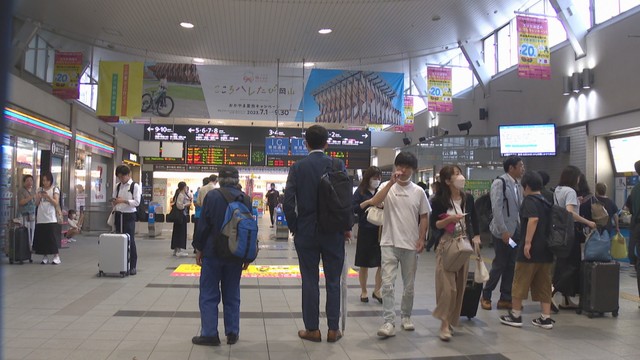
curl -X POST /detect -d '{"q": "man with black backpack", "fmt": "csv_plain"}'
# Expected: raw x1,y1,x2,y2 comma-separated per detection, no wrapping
481,156,525,311
192,166,251,347
283,125,350,343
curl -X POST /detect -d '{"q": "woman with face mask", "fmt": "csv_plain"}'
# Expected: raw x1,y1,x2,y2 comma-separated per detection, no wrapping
353,166,383,303
430,165,480,341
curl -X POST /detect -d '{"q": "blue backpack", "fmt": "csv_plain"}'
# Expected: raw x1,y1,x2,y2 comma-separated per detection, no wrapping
214,188,259,263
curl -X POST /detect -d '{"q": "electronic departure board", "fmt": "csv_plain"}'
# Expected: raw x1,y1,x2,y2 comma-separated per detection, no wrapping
186,145,250,166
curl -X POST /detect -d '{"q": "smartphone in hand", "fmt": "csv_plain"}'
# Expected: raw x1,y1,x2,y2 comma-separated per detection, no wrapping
508,238,517,248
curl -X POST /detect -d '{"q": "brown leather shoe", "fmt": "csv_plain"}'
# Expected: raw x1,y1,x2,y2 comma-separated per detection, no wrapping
497,300,512,310
327,329,343,343
481,298,492,310
298,329,321,342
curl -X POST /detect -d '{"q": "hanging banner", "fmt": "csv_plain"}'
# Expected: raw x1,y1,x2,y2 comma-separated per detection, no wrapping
52,52,83,99
427,67,453,113
198,66,404,127
402,96,414,132
141,62,209,118
517,16,551,80
300,69,404,127
97,61,144,117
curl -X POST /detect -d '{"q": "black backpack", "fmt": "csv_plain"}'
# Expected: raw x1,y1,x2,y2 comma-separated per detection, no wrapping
317,157,354,233
117,182,147,222
533,195,575,258
475,177,506,233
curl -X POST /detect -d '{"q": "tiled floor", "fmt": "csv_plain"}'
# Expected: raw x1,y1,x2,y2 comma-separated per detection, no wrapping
3,217,640,360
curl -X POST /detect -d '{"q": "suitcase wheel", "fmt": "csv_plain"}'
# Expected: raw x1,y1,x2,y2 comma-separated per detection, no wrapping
98,271,103,277
587,312,594,318
120,271,127,278
9,259,13,264
575,309,582,315
29,259,33,263
613,310,619,317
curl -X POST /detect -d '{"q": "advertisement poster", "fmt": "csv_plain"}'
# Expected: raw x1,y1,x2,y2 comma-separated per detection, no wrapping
153,178,167,213
52,52,82,99
517,16,551,80
465,180,492,199
252,192,264,218
97,61,144,117
199,65,404,127
427,67,453,113
402,96,414,132
140,62,209,119
90,161,107,203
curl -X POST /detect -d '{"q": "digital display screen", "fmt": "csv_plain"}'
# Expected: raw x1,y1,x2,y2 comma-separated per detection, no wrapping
499,124,556,157
186,145,250,166
608,133,640,174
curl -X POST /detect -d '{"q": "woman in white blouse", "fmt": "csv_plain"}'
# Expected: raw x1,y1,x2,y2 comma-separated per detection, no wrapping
32,172,62,264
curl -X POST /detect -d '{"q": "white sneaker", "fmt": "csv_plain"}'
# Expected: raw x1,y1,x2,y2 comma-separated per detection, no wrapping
52,255,61,265
377,322,396,337
401,317,415,331
177,251,190,257
41,255,49,264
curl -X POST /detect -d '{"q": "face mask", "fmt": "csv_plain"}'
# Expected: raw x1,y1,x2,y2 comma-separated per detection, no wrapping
369,179,381,189
453,175,466,190
396,177,411,185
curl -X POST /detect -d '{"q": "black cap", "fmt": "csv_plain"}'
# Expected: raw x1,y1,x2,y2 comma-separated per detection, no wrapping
218,166,239,179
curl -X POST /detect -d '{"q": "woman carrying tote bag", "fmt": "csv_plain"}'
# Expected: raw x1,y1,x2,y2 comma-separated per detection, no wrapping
170,182,192,256
430,165,480,341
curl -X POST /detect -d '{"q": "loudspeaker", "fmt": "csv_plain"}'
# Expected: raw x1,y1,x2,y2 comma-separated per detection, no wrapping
479,108,488,120
558,137,570,153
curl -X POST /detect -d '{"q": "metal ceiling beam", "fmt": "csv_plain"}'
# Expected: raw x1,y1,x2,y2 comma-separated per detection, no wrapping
458,40,492,97
11,18,40,69
549,0,589,59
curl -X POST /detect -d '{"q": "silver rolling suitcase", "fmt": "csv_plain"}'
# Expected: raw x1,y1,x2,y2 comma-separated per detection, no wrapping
98,213,130,277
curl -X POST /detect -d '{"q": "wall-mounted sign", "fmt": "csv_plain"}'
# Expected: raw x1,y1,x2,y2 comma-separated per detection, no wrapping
265,137,290,156
123,149,140,166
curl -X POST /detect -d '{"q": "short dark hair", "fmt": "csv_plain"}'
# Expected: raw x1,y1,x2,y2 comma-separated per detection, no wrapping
416,181,427,190
22,174,33,184
115,165,131,176
394,151,418,170
636,160,640,175
304,125,329,150
503,156,522,173
68,209,77,217
202,177,210,186
270,183,275,187
537,171,550,186
558,165,581,189
209,174,218,182
521,170,543,191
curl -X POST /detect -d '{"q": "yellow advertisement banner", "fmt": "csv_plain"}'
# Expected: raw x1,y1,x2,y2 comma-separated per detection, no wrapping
171,263,359,278
97,61,143,117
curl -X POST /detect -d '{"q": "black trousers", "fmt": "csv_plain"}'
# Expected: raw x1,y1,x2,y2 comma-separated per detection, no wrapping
268,204,276,225
115,212,137,269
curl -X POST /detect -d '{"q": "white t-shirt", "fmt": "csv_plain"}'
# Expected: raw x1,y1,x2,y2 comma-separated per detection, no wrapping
36,186,60,224
379,181,431,250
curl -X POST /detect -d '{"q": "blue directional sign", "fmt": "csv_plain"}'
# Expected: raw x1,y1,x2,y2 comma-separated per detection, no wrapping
290,138,308,156
265,137,290,156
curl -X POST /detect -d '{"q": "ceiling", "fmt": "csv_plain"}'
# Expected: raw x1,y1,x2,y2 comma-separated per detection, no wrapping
13,0,538,76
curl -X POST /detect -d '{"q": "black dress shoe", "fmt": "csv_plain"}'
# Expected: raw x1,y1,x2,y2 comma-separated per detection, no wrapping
360,296,369,303
226,333,239,345
192,335,221,346
129,268,137,275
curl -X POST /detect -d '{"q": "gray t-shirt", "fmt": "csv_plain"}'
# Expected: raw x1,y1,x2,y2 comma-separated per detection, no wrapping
554,186,578,213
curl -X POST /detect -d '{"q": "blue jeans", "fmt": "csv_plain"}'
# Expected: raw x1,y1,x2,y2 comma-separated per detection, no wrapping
199,255,243,337
482,235,517,302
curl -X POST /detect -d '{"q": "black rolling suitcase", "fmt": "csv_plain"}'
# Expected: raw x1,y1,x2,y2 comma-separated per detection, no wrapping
577,261,619,318
461,272,483,319
8,225,32,264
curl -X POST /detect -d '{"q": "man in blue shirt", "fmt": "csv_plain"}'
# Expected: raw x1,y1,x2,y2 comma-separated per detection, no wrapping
192,166,248,346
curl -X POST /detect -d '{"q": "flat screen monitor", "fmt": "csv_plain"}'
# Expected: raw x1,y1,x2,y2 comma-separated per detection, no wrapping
499,124,556,157
608,133,640,174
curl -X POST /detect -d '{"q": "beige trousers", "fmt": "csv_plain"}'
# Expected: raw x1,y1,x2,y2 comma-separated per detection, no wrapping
433,237,469,327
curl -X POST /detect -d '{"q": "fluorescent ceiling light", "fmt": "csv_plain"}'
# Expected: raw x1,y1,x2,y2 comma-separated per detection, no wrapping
304,62,315,67
180,22,195,29
318,28,332,34
193,58,205,63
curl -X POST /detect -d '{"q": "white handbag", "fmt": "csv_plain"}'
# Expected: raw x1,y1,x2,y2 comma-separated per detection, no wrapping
107,209,115,228
365,206,384,226
474,243,490,283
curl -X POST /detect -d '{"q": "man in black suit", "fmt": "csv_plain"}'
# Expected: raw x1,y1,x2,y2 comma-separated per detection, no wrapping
283,125,349,343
